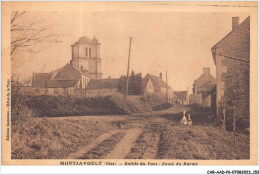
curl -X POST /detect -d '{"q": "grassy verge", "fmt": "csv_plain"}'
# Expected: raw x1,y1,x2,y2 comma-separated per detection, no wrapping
13,93,167,118
11,117,118,159
156,125,249,160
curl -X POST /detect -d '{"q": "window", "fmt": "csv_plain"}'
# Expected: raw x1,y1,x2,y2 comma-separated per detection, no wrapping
86,47,88,56
89,48,91,58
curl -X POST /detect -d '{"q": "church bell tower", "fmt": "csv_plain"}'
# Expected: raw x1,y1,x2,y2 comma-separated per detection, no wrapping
71,36,102,79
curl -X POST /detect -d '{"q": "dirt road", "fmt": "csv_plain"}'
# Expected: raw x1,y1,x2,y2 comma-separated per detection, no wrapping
13,105,249,160
66,106,182,159
65,105,249,160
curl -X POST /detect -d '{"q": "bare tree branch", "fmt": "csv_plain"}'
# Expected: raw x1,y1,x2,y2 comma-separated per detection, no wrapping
10,11,26,24
10,11,18,24
10,11,64,58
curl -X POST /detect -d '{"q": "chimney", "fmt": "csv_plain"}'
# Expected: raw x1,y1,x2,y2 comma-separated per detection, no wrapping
203,67,210,74
159,72,162,79
232,17,240,30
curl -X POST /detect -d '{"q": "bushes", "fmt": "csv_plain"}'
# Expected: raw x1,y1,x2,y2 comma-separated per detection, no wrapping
12,92,168,119
110,94,152,114
11,87,36,125
140,93,166,107
21,95,126,117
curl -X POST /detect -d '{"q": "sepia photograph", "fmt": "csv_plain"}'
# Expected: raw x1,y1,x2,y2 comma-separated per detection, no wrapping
1,1,258,167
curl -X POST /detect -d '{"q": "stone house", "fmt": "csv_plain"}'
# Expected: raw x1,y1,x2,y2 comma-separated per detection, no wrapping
211,16,250,129
193,67,216,107
85,78,119,96
31,63,90,96
142,73,173,102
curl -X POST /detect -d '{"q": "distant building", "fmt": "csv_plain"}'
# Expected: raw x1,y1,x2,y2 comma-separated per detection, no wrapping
86,78,119,96
173,90,189,105
142,73,173,102
70,36,102,79
31,63,90,96
193,67,216,107
211,16,249,127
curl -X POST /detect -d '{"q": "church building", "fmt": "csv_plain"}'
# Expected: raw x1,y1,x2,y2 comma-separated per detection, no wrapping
70,36,102,79
29,36,102,96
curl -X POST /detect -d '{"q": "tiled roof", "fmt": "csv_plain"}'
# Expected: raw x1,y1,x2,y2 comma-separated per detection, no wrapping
143,74,172,90
33,73,50,87
194,73,216,88
211,16,250,64
34,73,50,81
86,79,118,90
49,63,83,80
46,80,79,88
32,63,88,88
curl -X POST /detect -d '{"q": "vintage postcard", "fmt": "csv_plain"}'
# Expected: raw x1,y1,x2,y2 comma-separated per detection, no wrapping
1,1,258,166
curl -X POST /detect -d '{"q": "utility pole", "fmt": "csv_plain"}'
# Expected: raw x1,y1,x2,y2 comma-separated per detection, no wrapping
233,105,236,145
166,71,168,103
125,37,132,98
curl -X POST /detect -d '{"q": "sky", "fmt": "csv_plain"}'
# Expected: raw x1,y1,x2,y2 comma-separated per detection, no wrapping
13,11,249,91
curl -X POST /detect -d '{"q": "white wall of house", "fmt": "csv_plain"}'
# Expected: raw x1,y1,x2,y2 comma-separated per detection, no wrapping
144,79,154,94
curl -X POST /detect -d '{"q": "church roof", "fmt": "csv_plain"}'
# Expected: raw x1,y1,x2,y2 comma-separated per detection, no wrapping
76,36,100,45
78,36,92,44
49,63,82,81
32,63,88,88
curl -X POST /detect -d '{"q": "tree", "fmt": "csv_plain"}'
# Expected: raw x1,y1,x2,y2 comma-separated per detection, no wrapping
10,11,63,59
10,11,65,81
192,80,196,94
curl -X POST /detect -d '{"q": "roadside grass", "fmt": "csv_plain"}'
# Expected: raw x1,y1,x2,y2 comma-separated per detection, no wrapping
11,117,117,159
156,124,249,159
125,105,249,160
11,103,250,160
14,93,167,118
156,105,249,160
